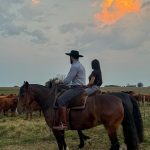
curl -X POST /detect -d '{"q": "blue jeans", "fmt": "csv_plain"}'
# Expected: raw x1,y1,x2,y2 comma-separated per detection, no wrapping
57,86,84,107
85,85,99,95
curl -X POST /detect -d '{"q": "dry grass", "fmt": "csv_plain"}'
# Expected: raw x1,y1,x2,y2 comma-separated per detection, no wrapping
0,107,150,150
101,86,150,95
0,87,150,150
0,87,19,95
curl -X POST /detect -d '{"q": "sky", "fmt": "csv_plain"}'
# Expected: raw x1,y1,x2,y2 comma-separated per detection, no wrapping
0,0,150,87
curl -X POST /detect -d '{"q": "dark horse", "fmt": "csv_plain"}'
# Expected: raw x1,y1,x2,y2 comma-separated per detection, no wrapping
17,82,140,150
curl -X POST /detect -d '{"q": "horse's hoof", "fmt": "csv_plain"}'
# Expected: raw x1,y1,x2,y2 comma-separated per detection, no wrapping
78,143,84,149
84,136,90,140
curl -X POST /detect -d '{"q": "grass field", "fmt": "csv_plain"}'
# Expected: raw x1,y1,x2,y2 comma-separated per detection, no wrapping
0,87,19,95
0,87,150,150
101,86,150,95
0,86,150,95
0,109,150,150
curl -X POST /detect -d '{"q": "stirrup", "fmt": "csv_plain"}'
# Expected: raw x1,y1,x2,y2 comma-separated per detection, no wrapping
53,122,68,130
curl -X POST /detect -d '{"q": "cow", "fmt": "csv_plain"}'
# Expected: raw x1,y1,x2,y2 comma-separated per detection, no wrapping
25,101,42,120
0,95,18,116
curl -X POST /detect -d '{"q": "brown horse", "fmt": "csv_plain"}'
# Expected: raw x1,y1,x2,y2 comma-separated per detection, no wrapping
78,92,144,148
17,82,139,150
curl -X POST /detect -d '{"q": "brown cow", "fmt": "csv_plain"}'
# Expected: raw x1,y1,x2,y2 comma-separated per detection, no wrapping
121,91,144,106
0,95,7,99
143,94,150,104
25,101,42,120
0,95,18,116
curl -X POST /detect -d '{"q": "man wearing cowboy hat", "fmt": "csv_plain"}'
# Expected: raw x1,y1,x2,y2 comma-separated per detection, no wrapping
53,50,86,130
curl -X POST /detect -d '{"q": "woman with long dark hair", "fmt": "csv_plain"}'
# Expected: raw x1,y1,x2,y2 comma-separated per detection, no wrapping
85,59,102,95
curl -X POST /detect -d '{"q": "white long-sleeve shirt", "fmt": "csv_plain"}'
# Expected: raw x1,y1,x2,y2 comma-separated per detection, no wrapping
63,60,86,86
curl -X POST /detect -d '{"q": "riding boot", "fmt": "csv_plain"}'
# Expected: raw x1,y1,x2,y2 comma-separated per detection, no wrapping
53,107,68,130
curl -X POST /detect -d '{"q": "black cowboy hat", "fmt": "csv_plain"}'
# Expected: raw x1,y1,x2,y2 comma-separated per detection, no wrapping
65,50,84,58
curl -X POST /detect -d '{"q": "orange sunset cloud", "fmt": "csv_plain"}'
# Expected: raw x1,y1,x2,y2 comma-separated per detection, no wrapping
94,0,141,25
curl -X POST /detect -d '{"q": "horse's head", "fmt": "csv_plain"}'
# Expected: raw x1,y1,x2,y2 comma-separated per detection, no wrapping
17,81,34,114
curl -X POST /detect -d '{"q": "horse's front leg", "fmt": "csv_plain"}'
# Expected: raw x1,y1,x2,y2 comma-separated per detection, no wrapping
77,130,90,148
52,130,68,150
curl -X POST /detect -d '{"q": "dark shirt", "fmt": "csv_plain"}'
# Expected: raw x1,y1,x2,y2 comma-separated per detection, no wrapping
89,70,102,86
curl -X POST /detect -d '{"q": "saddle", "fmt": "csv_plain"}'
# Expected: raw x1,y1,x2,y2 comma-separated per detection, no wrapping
54,92,88,110
88,90,101,97
53,89,101,110
53,89,101,130
69,90,101,109
68,92,88,109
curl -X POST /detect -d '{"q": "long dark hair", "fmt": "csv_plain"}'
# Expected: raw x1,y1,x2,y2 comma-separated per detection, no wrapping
91,59,101,71
91,59,102,86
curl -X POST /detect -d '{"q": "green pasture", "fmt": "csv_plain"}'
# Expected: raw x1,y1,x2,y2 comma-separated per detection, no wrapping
101,86,150,95
0,107,150,150
0,87,19,95
0,86,150,95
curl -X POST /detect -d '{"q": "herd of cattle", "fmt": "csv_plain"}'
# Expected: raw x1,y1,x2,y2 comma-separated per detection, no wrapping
126,91,150,105
0,91,150,119
0,94,41,119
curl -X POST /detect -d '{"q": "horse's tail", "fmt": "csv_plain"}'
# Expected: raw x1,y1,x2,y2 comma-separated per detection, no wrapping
129,95,144,143
122,101,139,150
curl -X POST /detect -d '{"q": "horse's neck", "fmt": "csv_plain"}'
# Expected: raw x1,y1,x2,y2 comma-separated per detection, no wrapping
32,85,54,111
32,86,55,128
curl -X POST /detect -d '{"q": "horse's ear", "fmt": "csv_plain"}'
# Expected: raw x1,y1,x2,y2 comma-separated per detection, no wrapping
25,81,29,89
49,81,52,88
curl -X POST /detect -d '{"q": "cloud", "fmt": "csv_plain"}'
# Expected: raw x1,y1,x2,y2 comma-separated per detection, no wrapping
59,11,150,52
59,22,95,34
0,0,24,5
0,3,26,36
0,0,49,44
0,12,48,44
59,23,85,33
94,0,141,25
19,4,44,21
141,1,150,8
52,3,61,8
0,24,26,37
24,30,49,44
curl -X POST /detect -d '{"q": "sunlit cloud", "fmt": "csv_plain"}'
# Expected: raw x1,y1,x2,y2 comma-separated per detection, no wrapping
32,0,40,5
91,1,100,7
94,0,141,25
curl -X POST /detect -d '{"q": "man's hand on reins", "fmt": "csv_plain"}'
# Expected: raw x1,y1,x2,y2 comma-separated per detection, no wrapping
55,79,60,84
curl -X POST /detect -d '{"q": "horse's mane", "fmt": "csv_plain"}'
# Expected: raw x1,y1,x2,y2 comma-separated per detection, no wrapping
20,81,68,98
45,78,59,89
29,84,53,94
31,84,50,89
20,82,51,96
